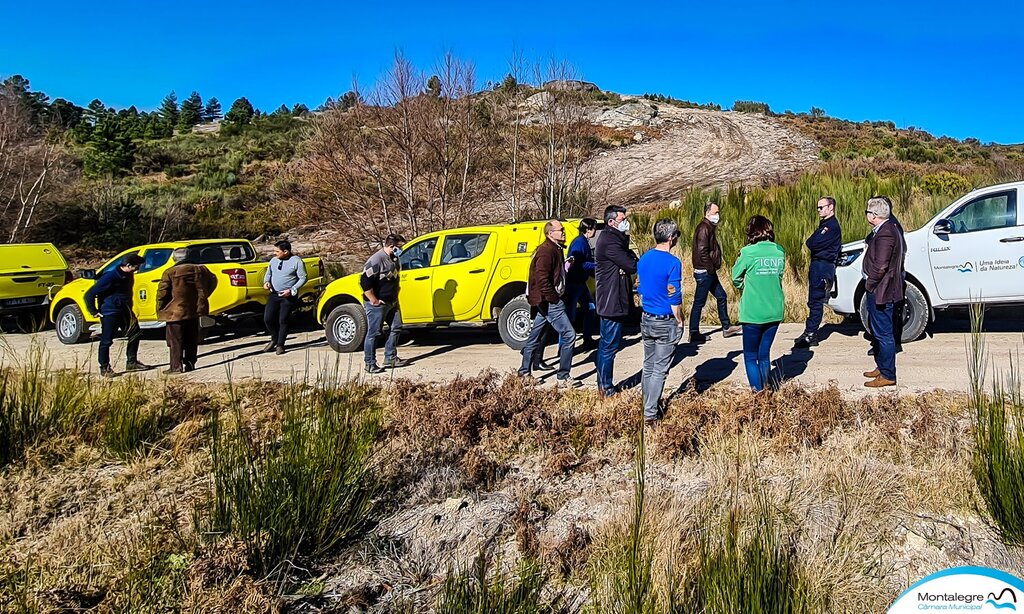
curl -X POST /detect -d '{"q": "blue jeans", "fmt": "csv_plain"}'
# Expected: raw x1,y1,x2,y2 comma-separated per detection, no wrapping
741,322,779,392
804,261,835,335
98,308,141,369
689,271,731,334
563,283,596,341
364,302,403,367
866,293,896,381
596,316,625,393
519,301,575,379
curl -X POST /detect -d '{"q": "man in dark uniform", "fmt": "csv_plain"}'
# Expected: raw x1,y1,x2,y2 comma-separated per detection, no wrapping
795,196,842,348
84,253,150,377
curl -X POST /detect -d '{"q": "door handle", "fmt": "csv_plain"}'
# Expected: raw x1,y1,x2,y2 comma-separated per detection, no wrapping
469,269,485,274
414,275,429,281
999,237,1024,243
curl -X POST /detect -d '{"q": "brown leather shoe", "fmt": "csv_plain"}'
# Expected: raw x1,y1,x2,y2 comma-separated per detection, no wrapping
864,376,896,388
863,369,880,378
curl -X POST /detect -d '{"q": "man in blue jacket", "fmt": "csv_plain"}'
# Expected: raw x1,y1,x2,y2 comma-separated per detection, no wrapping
84,253,149,377
564,217,598,351
795,196,842,347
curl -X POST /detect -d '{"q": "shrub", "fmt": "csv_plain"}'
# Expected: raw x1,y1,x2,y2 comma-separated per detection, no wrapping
920,171,971,196
732,100,773,115
969,305,1024,545
101,379,165,459
436,554,559,614
207,381,384,582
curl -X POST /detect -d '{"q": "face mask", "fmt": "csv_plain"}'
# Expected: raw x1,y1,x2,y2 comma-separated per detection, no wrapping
708,214,721,225
392,247,403,257
617,219,630,234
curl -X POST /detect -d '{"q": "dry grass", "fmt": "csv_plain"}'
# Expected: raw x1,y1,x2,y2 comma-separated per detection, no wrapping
0,358,1005,612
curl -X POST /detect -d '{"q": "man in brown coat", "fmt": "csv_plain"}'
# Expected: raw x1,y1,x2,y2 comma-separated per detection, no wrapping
688,201,742,344
517,219,580,387
861,196,907,388
156,248,216,374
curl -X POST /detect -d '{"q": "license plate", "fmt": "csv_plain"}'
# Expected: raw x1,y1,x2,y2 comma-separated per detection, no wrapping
2,297,38,307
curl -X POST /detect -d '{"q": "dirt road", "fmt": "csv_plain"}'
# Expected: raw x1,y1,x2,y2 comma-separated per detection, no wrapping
4,318,1021,397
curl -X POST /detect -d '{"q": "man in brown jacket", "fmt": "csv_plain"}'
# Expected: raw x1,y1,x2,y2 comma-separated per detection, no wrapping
688,201,742,344
156,248,217,374
861,196,907,388
517,219,580,387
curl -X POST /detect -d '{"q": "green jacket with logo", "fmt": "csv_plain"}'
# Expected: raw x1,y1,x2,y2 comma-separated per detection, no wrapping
731,241,786,324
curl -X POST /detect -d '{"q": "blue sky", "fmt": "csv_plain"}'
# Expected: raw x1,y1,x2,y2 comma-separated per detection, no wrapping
3,0,1023,143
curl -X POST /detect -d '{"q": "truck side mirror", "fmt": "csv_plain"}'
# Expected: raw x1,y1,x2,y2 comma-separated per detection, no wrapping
79,269,97,280
933,219,951,235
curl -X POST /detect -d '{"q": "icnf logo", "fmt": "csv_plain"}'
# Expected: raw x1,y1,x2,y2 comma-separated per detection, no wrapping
888,566,1024,613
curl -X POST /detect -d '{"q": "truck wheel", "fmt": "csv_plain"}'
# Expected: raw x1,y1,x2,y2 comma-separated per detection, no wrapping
325,303,367,353
858,283,929,343
55,304,90,345
498,295,533,351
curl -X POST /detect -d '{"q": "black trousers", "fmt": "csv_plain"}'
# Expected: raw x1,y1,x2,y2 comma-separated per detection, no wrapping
166,319,200,371
264,293,295,347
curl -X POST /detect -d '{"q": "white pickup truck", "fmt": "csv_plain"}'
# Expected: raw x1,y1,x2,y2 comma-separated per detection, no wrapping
829,181,1024,341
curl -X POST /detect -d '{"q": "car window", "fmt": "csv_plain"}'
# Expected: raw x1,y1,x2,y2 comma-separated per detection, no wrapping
440,233,490,265
399,238,438,270
139,248,173,273
947,191,1018,234
98,251,139,276
186,243,255,264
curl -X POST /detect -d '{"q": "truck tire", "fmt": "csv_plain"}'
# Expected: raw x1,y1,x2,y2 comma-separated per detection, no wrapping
325,303,367,353
858,283,929,343
498,295,533,351
55,303,90,345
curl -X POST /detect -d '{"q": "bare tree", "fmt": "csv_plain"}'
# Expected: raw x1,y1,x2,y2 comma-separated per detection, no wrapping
0,83,70,242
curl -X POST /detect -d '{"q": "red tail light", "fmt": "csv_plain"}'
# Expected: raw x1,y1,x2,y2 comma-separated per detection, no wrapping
225,268,247,287
64,270,73,284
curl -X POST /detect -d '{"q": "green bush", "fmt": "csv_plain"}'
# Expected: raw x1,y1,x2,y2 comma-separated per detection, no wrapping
437,555,559,614
969,306,1024,545
920,171,972,196
208,381,384,582
732,100,773,115
101,379,165,459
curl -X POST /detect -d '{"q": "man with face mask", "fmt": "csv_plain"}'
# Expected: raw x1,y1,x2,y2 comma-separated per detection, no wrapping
688,201,741,344
637,219,684,425
361,233,406,374
595,204,638,396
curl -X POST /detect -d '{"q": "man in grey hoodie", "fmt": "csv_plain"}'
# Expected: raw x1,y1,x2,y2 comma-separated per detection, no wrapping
263,240,307,354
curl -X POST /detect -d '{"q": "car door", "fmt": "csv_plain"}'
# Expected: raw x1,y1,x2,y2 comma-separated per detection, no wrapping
928,189,1023,301
431,232,496,321
396,235,439,323
133,248,175,321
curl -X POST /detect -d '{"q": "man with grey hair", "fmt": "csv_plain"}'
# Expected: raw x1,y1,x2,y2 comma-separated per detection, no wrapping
636,218,684,425
689,201,741,344
861,196,906,388
156,248,216,374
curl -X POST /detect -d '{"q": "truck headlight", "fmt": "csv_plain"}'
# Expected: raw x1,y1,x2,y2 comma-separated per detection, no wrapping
836,249,862,267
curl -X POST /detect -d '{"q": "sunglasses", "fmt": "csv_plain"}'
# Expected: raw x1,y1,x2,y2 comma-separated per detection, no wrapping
816,205,830,210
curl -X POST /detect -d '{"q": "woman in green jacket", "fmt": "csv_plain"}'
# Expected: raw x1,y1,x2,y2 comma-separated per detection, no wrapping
731,215,786,392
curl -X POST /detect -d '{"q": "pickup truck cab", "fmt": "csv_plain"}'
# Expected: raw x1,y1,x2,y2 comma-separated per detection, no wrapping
829,181,1024,341
318,221,588,352
0,243,71,333
50,239,324,344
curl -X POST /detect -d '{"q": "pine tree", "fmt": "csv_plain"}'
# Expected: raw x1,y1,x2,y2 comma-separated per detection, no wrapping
203,97,222,122
159,91,179,127
177,91,203,131
224,97,255,125
291,103,309,116
339,91,361,111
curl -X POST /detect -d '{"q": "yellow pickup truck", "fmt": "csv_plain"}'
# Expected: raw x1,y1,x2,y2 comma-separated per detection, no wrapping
50,239,324,344
0,243,71,333
317,221,592,352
